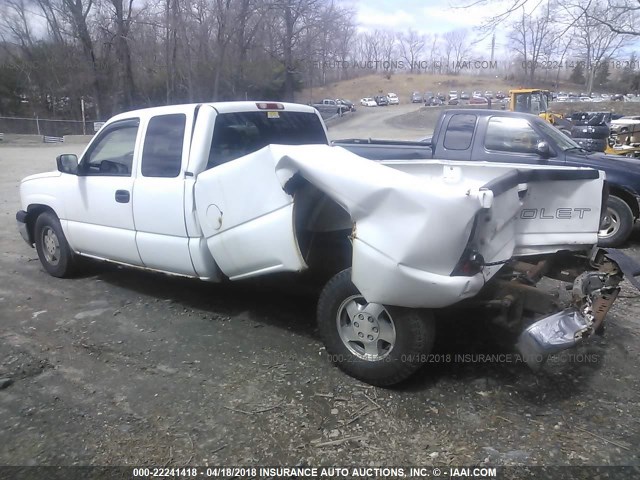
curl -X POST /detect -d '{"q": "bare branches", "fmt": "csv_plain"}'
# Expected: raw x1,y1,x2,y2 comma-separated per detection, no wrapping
459,0,640,38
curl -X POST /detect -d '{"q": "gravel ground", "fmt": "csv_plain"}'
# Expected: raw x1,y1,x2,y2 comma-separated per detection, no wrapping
1,110,640,476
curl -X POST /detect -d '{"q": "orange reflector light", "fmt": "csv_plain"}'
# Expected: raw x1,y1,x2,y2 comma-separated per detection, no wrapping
256,102,284,110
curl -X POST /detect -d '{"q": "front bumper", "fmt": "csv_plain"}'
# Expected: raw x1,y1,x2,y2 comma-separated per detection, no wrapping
516,249,639,368
16,210,33,246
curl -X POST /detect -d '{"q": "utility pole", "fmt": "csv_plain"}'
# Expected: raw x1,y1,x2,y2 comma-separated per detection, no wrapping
490,33,495,64
81,97,86,135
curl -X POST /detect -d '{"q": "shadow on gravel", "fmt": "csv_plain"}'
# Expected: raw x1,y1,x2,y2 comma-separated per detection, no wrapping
400,311,606,401
80,261,320,340
72,260,607,396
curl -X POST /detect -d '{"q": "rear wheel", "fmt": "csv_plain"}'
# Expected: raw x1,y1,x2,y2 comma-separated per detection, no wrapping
34,211,77,277
317,268,435,386
598,195,634,247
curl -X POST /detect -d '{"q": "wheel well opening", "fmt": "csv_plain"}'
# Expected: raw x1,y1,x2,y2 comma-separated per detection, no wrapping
293,183,353,277
26,205,56,244
609,187,639,219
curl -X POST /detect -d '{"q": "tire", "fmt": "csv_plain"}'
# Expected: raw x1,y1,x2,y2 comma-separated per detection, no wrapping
34,211,77,278
588,113,610,126
570,125,610,139
598,195,634,247
317,268,435,386
573,137,607,152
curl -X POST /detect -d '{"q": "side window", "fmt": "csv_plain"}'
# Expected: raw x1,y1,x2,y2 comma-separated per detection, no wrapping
485,117,541,154
141,114,186,178
443,114,476,150
83,120,139,176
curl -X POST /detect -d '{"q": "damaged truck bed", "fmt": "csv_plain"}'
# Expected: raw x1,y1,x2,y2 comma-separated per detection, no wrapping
16,101,640,386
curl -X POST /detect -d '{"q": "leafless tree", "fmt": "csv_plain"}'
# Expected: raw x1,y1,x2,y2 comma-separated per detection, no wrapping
398,30,425,72
459,0,640,38
508,2,556,83
379,30,396,72
0,0,364,115
564,0,632,92
444,29,470,73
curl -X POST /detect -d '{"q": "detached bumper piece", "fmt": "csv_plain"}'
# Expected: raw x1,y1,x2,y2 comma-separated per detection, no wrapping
516,249,640,369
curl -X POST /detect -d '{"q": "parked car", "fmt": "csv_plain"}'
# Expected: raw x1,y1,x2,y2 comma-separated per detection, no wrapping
495,91,506,99
18,101,640,387
448,90,458,100
374,95,389,106
387,93,399,105
460,92,470,100
468,96,488,105
336,98,356,112
335,108,640,247
360,97,377,107
484,91,494,99
410,91,422,103
424,92,441,106
313,99,349,116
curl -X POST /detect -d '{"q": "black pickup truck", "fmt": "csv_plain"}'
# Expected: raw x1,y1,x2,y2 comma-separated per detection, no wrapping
335,109,640,247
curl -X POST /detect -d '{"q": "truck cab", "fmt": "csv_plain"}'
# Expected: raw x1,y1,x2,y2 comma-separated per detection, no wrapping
17,102,329,280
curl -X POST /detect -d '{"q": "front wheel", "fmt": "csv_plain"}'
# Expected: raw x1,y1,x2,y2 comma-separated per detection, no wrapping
598,195,634,247
34,211,77,277
317,268,435,386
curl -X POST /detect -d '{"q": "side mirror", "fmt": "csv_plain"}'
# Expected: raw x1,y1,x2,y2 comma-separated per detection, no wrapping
56,154,79,175
536,141,551,159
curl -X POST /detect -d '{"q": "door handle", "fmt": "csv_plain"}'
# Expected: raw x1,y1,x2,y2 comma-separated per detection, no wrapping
115,190,130,203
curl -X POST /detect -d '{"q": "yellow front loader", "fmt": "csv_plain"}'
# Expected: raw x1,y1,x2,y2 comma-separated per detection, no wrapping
509,89,566,125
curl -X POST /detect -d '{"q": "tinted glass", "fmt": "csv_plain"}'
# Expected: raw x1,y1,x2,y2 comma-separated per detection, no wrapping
207,111,327,169
141,114,186,177
443,114,476,150
485,117,541,154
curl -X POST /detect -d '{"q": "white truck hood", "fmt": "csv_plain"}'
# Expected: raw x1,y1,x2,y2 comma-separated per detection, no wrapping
21,171,61,183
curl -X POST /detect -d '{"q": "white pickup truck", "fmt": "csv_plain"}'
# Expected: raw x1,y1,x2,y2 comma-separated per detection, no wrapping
16,101,640,386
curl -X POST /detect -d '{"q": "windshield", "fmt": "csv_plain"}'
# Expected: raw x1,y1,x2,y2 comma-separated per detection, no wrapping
535,119,582,151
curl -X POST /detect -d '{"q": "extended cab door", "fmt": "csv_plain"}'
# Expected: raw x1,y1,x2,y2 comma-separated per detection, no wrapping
131,109,196,276
432,112,476,161
64,118,142,265
191,104,328,280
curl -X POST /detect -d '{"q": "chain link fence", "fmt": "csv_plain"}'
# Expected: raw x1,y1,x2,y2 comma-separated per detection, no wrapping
0,116,102,137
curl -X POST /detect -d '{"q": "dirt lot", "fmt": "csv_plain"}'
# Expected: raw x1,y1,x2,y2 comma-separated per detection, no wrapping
1,109,640,475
